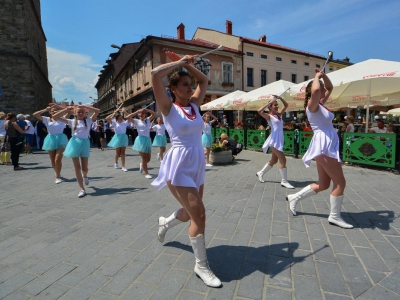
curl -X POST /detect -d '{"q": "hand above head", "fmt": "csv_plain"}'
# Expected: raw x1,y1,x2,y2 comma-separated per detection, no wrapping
314,68,325,78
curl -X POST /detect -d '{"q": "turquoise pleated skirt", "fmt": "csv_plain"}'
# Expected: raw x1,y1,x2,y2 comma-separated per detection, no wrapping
202,133,212,148
132,136,152,153
63,137,90,158
152,135,167,147
42,133,68,151
108,133,128,148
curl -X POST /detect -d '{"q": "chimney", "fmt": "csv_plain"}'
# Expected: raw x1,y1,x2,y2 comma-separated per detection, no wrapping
259,35,266,42
342,57,350,62
177,23,185,40
226,20,232,35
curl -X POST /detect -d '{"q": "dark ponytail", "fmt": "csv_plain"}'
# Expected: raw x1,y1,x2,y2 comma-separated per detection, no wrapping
168,71,191,103
304,81,313,110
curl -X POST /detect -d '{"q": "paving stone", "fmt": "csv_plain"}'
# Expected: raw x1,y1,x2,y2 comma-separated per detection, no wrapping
177,290,205,300
32,283,70,300
357,285,400,300
0,272,36,299
293,275,323,299
148,268,190,300
379,267,400,295
237,263,265,299
264,286,292,300
316,261,350,296
60,274,109,300
119,283,154,300
355,247,390,272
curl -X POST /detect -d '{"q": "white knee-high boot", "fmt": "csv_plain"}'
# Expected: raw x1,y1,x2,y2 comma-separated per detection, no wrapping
279,168,295,189
256,163,273,183
328,195,353,229
190,234,222,288
157,210,183,242
286,185,316,216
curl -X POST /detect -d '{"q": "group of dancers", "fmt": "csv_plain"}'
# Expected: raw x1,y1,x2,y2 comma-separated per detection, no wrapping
31,52,354,288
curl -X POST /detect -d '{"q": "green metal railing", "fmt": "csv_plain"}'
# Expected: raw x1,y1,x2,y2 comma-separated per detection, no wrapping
342,132,397,168
209,128,398,169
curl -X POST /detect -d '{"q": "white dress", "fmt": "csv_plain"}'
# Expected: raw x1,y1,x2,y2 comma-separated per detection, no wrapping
302,103,341,167
262,114,284,153
152,103,205,190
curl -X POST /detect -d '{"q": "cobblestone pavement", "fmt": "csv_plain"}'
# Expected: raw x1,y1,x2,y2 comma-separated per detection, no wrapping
1,145,399,300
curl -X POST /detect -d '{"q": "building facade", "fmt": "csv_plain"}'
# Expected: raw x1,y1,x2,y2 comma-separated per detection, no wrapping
0,0,52,114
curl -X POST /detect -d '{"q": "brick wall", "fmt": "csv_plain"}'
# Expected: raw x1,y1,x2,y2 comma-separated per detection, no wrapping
0,0,52,115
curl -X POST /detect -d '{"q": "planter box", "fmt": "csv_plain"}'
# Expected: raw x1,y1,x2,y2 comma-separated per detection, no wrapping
210,150,232,165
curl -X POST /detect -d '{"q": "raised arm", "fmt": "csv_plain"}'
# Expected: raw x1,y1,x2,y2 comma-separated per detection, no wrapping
52,108,72,125
145,109,156,122
257,102,271,121
32,107,50,122
85,106,100,122
308,69,333,113
273,95,289,115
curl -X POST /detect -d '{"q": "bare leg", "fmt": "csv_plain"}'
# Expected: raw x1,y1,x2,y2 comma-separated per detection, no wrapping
159,146,166,161
72,158,84,191
271,148,286,169
48,150,56,171
205,147,211,164
81,157,89,180
54,148,64,178
115,148,121,164
314,155,346,196
120,147,126,168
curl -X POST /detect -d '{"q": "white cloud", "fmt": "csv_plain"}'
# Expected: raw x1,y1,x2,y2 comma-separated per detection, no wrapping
47,47,99,103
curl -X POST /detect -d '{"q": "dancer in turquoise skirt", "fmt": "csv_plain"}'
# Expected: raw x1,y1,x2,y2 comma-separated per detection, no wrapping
106,106,136,172
202,111,217,167
131,108,156,179
53,105,100,198
150,117,167,161
33,104,71,184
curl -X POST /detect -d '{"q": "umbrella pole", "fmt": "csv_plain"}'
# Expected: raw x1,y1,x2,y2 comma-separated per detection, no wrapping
365,80,371,133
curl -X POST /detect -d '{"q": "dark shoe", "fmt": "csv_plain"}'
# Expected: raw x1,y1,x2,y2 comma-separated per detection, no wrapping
14,166,24,170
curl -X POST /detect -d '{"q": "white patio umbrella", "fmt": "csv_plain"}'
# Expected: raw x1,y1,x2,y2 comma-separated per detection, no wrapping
387,107,400,116
225,80,295,111
286,59,400,131
200,90,247,111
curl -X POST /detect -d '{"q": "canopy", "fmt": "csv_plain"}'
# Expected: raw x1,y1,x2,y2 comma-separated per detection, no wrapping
225,80,294,111
386,107,400,116
286,59,400,129
200,90,247,111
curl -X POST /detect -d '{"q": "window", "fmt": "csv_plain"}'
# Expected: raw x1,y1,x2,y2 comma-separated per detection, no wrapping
261,70,267,86
260,54,267,59
276,57,282,61
143,59,148,84
276,71,281,81
304,75,309,81
247,68,254,86
291,60,297,64
222,62,233,83
304,62,309,66
316,64,321,68
246,52,254,57
291,74,297,83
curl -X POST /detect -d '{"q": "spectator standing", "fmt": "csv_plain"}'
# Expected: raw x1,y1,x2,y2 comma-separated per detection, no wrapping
36,119,48,150
24,115,35,154
4,113,26,170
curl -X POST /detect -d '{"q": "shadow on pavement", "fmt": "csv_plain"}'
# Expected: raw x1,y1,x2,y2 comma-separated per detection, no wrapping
164,241,327,281
90,186,147,196
299,210,397,231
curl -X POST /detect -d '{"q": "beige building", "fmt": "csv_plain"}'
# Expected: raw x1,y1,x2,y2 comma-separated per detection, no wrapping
0,0,52,114
96,24,242,116
193,20,328,92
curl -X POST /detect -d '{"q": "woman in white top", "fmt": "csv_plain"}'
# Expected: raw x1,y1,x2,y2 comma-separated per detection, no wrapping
151,53,221,288
256,95,294,189
131,108,156,179
150,117,167,161
106,106,135,172
287,69,353,229
202,112,217,167
33,105,70,184
53,105,100,198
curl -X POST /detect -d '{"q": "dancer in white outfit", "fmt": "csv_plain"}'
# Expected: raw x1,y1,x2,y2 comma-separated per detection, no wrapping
150,117,167,161
151,53,222,288
202,112,217,167
256,95,294,189
33,105,70,184
286,69,353,229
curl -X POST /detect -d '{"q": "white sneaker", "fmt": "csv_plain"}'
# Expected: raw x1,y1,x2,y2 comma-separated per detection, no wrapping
205,164,213,167
114,163,119,169
122,167,128,172
55,178,62,184
145,174,152,179
83,177,89,185
78,190,86,198
157,153,160,161
139,163,143,174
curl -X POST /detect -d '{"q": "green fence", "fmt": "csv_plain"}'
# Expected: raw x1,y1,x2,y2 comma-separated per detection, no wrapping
246,129,267,149
299,131,314,155
229,129,245,145
342,132,397,168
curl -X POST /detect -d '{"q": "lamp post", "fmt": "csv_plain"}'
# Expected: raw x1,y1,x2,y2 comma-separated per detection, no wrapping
194,58,212,75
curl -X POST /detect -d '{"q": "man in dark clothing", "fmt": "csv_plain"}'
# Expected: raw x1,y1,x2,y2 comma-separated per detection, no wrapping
36,120,47,150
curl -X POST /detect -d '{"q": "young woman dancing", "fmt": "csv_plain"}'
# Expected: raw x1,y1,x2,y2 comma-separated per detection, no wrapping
106,107,133,171
256,95,294,189
150,117,167,162
53,105,100,198
131,108,156,179
286,69,353,229
151,54,221,288
202,111,217,167
33,105,70,183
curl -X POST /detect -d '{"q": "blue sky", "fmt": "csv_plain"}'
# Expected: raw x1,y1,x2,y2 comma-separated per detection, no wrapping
42,0,400,104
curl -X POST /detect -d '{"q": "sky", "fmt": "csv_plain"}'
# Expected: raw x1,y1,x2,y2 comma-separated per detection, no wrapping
41,0,400,105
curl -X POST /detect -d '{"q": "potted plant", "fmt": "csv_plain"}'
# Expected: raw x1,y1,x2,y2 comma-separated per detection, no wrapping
210,143,232,164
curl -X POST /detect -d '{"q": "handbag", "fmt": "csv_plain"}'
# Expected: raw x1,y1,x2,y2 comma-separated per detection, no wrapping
0,134,10,152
